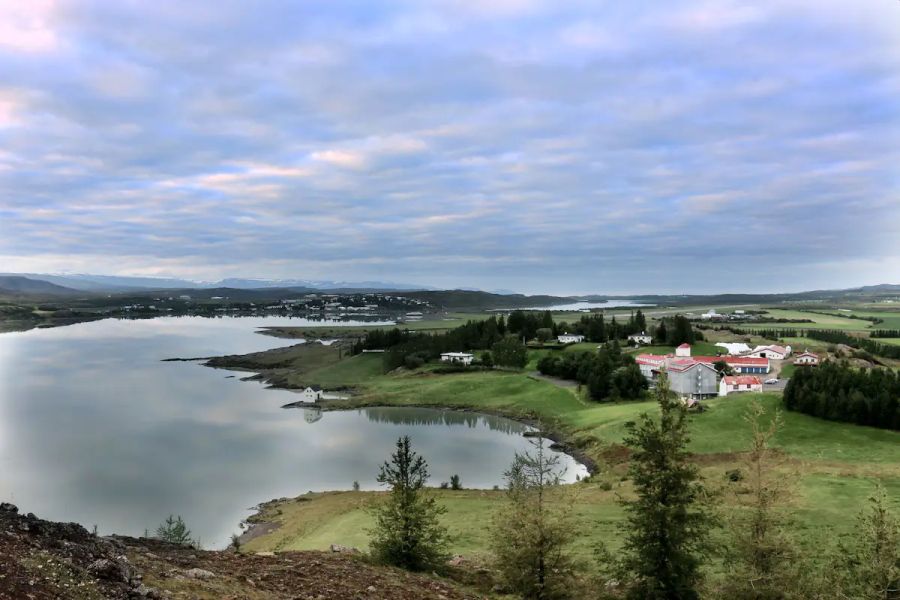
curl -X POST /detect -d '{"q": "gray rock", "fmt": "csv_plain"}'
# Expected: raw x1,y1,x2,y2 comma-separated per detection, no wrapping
0,502,17,513
330,544,359,554
182,567,216,580
88,557,134,583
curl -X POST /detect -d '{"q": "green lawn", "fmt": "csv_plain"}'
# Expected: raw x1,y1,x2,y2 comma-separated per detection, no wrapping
246,384,900,559
741,309,876,331
300,353,386,387
243,487,628,560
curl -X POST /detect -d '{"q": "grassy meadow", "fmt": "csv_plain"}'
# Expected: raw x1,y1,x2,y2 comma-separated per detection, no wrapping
234,300,900,564
243,351,900,562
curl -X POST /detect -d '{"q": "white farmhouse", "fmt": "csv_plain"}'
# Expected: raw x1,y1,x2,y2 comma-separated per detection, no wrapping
747,345,791,360
440,352,474,365
628,331,653,345
298,386,323,403
557,333,585,344
794,351,819,366
675,343,692,357
718,375,763,397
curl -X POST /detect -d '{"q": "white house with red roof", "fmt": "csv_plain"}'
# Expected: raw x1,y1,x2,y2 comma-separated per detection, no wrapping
675,343,692,357
695,355,770,374
794,351,819,366
635,353,667,379
718,375,763,396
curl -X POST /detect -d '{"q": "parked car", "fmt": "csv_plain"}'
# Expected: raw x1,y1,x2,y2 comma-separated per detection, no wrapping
765,378,779,384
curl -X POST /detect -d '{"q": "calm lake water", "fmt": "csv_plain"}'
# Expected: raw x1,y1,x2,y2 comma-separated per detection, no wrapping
0,316,586,547
500,299,653,311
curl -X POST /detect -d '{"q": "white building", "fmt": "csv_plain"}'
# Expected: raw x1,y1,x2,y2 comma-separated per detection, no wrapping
440,352,474,365
675,343,692,357
794,351,819,366
298,386,324,403
628,331,653,345
557,333,585,344
718,376,763,397
635,353,667,379
700,309,719,320
747,345,791,360
715,342,752,355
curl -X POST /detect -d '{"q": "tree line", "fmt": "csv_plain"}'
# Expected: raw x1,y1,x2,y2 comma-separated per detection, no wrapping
536,341,648,402
783,361,900,430
805,329,900,360
871,329,900,338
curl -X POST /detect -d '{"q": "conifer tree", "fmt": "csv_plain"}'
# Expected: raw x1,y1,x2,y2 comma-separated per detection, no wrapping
600,372,715,599
369,436,451,571
490,437,580,599
718,401,799,599
829,486,899,600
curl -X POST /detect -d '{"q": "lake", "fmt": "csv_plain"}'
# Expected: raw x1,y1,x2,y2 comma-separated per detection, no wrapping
0,316,587,548
497,300,653,312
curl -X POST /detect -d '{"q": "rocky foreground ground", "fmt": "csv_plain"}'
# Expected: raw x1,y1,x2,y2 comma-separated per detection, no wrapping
0,503,485,599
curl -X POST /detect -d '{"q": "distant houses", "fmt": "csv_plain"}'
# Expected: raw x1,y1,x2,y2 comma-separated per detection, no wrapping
719,375,763,397
440,352,474,365
794,351,819,366
627,331,653,345
636,341,772,399
557,333,585,344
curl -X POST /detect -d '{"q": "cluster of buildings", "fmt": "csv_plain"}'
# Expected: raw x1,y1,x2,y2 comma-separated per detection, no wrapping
636,342,820,400
636,344,771,400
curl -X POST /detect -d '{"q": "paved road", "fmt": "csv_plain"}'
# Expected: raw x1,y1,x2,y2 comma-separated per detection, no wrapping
762,378,788,392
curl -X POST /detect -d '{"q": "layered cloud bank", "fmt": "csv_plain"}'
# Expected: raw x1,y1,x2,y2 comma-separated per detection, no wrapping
1,1,898,294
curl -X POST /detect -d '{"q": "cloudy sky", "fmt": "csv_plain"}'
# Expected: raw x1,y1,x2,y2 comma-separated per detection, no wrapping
1,1,898,294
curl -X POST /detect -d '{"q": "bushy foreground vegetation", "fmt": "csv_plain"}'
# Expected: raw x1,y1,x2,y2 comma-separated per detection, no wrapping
784,361,900,430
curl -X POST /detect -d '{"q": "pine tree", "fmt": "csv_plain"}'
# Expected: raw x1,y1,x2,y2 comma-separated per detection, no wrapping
829,486,899,600
600,372,715,599
490,437,581,599
718,401,798,599
156,515,195,547
369,436,451,571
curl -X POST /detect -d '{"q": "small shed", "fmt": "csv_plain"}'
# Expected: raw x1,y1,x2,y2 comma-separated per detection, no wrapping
298,386,324,403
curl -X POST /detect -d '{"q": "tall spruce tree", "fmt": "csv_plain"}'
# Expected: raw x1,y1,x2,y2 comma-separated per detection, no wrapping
369,436,450,571
602,372,715,599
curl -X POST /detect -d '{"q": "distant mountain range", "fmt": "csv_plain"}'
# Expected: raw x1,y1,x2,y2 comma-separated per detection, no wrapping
0,273,434,293
1,273,898,309
0,275,83,296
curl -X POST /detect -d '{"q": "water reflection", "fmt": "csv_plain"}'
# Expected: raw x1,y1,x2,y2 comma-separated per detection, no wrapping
0,317,587,549
360,406,528,434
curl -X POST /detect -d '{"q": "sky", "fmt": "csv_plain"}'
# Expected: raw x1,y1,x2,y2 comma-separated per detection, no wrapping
0,1,898,295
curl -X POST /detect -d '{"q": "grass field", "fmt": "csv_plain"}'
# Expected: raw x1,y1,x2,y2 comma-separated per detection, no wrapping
245,386,900,560
740,309,877,332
